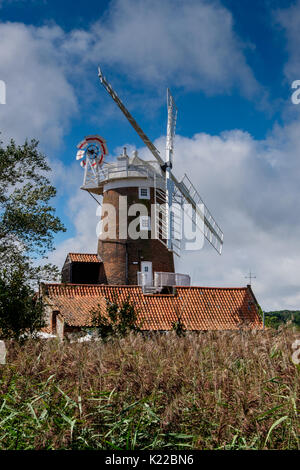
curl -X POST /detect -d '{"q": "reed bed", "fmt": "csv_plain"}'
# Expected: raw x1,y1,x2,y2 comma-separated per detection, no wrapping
0,326,299,450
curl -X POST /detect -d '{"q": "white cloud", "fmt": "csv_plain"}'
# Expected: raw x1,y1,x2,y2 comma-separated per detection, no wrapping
274,1,300,81
46,198,99,269
64,0,261,97
0,22,77,146
0,0,265,146
46,159,101,267
172,125,300,311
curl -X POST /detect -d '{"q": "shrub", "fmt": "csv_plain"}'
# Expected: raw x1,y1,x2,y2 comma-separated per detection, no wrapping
91,296,141,340
171,316,186,336
0,268,45,341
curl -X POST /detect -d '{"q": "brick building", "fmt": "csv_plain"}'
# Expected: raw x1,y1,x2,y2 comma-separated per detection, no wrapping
42,278,263,339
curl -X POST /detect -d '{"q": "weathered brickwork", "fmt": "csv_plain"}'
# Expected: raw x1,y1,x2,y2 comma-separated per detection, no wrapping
98,186,175,285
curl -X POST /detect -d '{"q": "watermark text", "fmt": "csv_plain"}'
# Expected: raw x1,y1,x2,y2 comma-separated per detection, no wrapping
0,80,6,104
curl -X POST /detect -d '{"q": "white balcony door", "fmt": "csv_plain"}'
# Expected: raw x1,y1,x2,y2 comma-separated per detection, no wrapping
141,261,153,286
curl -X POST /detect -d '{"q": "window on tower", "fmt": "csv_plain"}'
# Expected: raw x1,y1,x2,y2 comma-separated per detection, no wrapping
139,187,150,199
140,215,151,231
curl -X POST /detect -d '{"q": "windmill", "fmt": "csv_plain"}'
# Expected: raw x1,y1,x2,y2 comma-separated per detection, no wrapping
97,67,223,257
78,68,223,288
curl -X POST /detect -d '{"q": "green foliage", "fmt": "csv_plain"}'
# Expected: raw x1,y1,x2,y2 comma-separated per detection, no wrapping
0,268,45,340
171,316,186,337
91,296,141,340
0,137,64,338
257,305,264,321
0,379,194,450
0,137,65,283
264,310,300,329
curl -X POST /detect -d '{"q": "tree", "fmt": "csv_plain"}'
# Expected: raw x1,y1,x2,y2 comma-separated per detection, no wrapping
0,137,66,339
0,267,45,340
91,296,141,340
0,137,66,282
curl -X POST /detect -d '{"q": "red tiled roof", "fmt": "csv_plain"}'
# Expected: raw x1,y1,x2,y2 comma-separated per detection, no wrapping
67,253,101,263
42,283,263,331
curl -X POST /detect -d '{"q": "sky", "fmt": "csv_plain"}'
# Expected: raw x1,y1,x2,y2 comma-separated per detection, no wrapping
1,0,300,310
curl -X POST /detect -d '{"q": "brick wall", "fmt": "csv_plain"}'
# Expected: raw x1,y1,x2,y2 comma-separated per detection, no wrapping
61,258,107,284
98,185,175,285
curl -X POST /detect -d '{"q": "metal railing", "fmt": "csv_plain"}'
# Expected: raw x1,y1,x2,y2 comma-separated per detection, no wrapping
83,160,165,189
154,272,190,287
137,271,190,288
137,272,153,287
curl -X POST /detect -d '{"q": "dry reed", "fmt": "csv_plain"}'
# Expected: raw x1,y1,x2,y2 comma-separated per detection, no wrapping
0,326,299,449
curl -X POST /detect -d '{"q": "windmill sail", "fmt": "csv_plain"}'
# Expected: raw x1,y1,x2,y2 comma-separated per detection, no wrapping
166,88,177,164
97,67,223,256
98,67,164,166
165,89,178,250
178,174,223,254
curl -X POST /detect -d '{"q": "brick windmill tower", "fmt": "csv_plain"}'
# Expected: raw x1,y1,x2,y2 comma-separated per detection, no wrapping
80,144,175,286
71,69,223,291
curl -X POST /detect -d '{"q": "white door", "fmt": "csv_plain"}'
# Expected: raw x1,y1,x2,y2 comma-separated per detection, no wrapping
141,261,153,286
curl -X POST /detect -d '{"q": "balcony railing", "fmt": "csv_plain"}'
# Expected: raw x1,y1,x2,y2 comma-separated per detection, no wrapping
137,271,152,287
137,271,190,288
83,160,165,190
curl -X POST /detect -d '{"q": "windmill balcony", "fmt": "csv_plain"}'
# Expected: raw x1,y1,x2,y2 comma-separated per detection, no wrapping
81,158,165,195
137,271,191,288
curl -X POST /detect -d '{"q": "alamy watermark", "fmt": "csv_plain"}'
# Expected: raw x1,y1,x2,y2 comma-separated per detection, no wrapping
291,80,300,104
0,80,6,104
95,196,205,251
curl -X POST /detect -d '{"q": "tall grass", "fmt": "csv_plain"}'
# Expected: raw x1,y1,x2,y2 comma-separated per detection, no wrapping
0,326,299,450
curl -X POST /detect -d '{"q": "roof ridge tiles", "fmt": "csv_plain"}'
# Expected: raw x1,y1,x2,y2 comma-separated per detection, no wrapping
68,252,98,255
66,253,101,263
43,282,248,290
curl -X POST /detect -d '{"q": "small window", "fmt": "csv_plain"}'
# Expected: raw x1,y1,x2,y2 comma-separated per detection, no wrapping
139,187,150,199
140,215,151,231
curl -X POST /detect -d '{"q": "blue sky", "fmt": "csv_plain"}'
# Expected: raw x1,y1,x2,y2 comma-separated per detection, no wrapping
1,0,300,309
